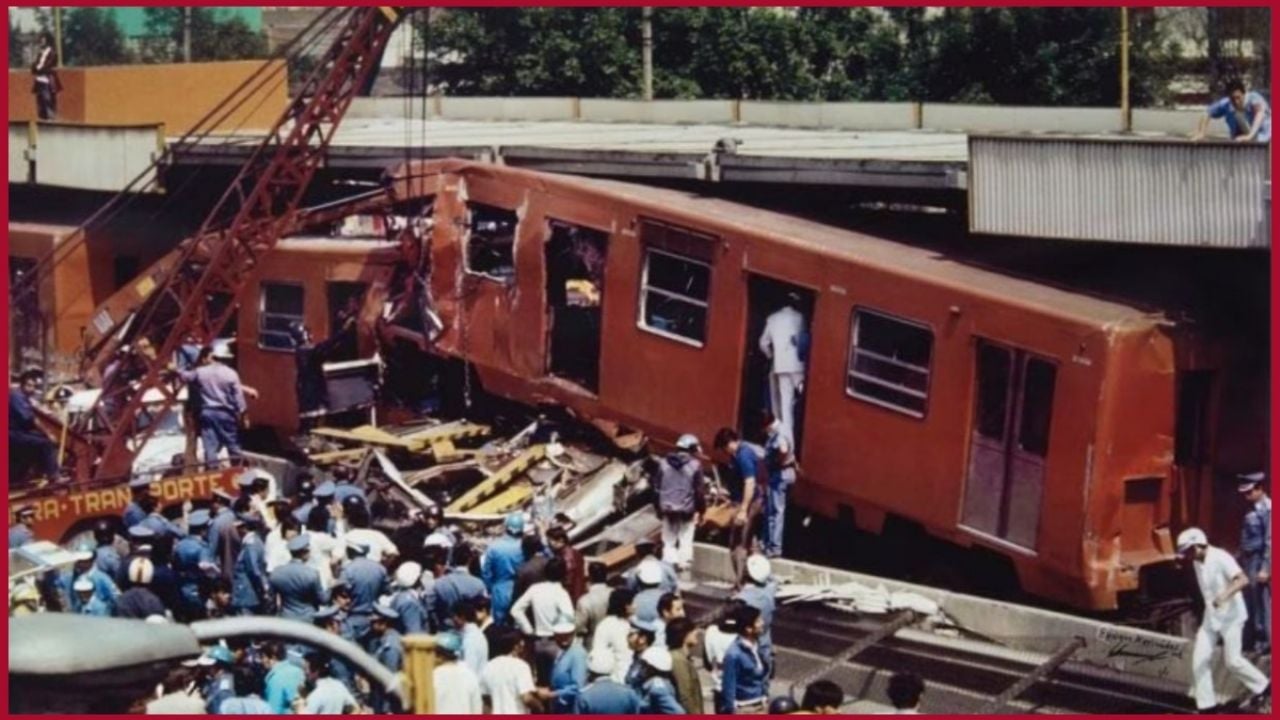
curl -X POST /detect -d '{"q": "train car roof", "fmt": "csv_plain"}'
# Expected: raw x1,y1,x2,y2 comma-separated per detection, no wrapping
411,160,1166,330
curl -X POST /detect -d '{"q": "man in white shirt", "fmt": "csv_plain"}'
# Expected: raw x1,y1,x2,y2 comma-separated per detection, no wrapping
510,557,575,684
758,294,807,436
481,629,548,714
591,588,636,684
301,651,360,714
1178,527,1271,712
702,606,741,712
433,632,483,714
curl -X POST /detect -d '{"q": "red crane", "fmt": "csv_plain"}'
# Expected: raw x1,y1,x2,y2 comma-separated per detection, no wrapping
78,7,404,481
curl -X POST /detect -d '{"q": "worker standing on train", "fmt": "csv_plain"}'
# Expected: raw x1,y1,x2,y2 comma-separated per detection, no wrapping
1237,473,1271,655
759,292,807,437
177,345,249,465
761,409,798,558
1177,527,1271,712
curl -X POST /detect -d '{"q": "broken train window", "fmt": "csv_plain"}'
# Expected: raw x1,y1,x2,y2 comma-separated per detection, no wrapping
259,282,305,351
466,202,519,281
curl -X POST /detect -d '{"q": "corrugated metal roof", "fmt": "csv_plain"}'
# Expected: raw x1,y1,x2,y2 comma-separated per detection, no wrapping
969,135,1270,249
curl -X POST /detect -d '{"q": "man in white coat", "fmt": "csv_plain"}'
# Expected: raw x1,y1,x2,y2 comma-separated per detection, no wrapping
758,294,807,436
1177,527,1270,713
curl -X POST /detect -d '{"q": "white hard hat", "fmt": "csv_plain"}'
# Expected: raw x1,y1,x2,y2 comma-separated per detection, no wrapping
211,341,234,360
552,618,577,636
128,557,155,586
637,558,663,586
746,554,772,584
1176,527,1208,554
72,577,94,592
145,614,169,624
676,433,700,451
640,645,673,673
395,561,423,588
587,648,616,676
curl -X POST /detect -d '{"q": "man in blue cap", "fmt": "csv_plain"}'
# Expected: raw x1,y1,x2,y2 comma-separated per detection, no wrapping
122,478,154,529
369,604,404,712
313,605,358,691
231,513,271,615
290,472,318,525
8,506,37,548
483,512,527,625
173,509,216,621
433,543,488,627
332,465,367,506
203,645,237,713
271,533,328,621
139,494,187,540
91,520,124,579
1238,472,1271,654
208,488,240,583
433,630,483,713
339,538,388,641
64,539,120,615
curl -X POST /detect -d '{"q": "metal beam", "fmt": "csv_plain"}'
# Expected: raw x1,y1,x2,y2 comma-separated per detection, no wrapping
788,610,918,696
978,636,1086,714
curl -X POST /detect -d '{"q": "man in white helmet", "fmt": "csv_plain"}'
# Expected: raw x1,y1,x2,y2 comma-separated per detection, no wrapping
650,434,707,573
1177,527,1271,712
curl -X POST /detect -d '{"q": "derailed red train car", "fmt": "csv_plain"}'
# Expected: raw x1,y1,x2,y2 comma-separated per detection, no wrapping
354,160,1263,611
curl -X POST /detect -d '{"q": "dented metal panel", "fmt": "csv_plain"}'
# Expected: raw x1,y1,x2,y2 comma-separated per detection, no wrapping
969,135,1270,248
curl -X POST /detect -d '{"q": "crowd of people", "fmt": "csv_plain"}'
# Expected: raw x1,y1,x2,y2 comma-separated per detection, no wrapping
7,451,858,715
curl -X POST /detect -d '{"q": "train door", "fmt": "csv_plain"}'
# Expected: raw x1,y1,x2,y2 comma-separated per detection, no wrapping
961,340,1058,550
544,219,608,393
739,275,815,450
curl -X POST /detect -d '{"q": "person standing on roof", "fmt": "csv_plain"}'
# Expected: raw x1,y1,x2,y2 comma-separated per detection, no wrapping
761,409,798,559
1236,472,1271,654
9,368,60,484
1193,79,1271,143
177,345,251,465
30,32,59,120
483,513,527,625
1178,527,1271,713
759,292,808,437
651,434,707,574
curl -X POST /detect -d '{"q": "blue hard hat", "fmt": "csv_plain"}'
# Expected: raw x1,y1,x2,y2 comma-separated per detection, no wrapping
435,632,463,657
127,525,156,541
313,605,340,623
188,509,211,529
287,533,311,554
504,512,525,535
207,645,235,665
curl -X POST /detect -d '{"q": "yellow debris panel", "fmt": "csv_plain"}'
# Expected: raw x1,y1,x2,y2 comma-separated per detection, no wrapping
446,445,546,513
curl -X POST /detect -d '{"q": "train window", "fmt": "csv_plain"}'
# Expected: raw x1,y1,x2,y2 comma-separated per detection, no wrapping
975,343,1013,439
465,203,518,281
847,309,933,417
639,248,710,346
259,282,304,351
1017,358,1057,457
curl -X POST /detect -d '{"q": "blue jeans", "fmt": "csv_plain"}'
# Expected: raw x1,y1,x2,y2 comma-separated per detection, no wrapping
199,408,242,464
764,482,789,556
1243,559,1270,652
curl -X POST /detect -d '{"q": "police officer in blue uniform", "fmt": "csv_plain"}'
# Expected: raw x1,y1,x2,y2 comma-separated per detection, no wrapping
340,539,388,642
173,509,215,620
369,604,404,712
433,543,488,627
65,539,120,615
576,649,643,714
483,513,526,625
734,554,777,679
637,646,685,714
231,513,271,615
388,561,429,634
1238,472,1271,654
8,506,36,547
208,489,240,582
632,561,667,623
313,604,358,691
117,525,157,589
290,474,318,524
92,520,123,579
122,478,153,529
333,467,367,506
271,533,328,621
204,645,237,714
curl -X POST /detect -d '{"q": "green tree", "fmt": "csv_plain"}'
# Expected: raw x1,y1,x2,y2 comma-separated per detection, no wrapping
9,13,27,68
63,7,130,67
142,8,266,63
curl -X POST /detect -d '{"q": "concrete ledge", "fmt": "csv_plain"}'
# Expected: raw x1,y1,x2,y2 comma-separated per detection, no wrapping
29,122,162,193
440,96,578,122
1132,107,1229,138
580,98,736,124
923,104,1122,134
9,121,31,183
741,101,918,130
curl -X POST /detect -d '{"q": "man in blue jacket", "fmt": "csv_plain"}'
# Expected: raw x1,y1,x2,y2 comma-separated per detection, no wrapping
483,513,526,624
719,605,769,714
9,369,59,483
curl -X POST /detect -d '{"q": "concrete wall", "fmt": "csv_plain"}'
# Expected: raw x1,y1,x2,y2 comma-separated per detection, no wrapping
579,98,736,124
1132,108,1229,138
29,123,163,193
922,104,1123,133
740,101,917,130
9,60,287,133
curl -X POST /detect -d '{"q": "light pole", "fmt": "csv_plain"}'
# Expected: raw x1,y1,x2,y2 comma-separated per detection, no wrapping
1120,7,1131,132
642,7,653,101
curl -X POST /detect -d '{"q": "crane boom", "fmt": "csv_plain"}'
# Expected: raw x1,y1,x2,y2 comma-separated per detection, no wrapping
80,7,403,481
